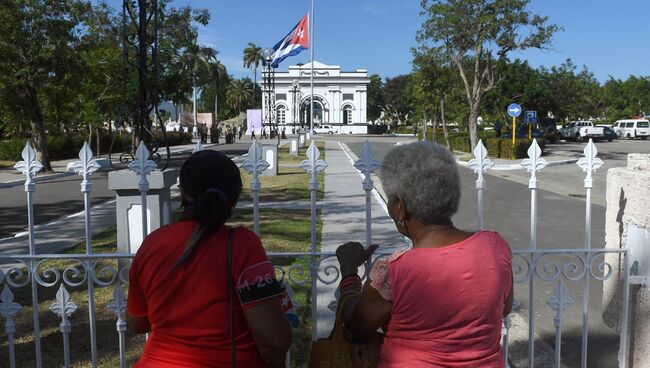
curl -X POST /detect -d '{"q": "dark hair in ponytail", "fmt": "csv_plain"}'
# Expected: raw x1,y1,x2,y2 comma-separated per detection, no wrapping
173,150,242,268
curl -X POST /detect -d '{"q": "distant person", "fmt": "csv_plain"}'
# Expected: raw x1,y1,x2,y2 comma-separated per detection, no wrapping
251,130,256,140
262,129,267,139
232,126,237,144
281,127,287,139
335,141,513,367
495,120,502,138
127,150,292,367
239,126,244,140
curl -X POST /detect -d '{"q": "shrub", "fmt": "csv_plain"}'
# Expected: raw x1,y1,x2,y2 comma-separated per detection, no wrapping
0,138,28,161
421,135,545,160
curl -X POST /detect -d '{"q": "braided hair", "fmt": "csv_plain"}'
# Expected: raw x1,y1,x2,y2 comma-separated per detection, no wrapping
173,150,242,268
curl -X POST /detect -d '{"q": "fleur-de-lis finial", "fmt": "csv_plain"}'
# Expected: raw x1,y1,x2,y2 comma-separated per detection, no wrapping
50,285,77,330
192,140,203,153
106,284,126,318
546,280,574,314
576,139,604,189
241,141,270,190
468,139,494,189
72,142,101,193
299,142,328,190
14,141,43,191
128,141,157,192
353,140,380,190
0,285,22,325
520,139,548,189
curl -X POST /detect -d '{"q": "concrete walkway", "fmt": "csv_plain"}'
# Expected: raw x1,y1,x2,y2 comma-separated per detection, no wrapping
315,140,408,338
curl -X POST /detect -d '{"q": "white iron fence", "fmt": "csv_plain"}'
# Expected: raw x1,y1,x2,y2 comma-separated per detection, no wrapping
0,138,641,367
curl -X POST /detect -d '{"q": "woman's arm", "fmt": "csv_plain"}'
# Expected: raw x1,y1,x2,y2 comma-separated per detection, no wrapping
342,280,392,338
243,297,292,368
336,242,391,337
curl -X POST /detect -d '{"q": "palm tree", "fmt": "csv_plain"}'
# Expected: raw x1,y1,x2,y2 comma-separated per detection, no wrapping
209,59,227,129
226,79,252,114
183,41,217,127
243,42,262,107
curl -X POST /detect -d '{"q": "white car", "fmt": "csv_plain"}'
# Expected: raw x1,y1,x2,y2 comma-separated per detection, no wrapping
313,125,335,134
612,119,650,139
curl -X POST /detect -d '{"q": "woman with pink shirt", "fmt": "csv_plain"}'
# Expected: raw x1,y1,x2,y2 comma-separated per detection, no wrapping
336,141,513,367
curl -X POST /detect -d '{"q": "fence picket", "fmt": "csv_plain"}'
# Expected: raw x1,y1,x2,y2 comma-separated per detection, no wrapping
50,284,78,368
13,141,44,368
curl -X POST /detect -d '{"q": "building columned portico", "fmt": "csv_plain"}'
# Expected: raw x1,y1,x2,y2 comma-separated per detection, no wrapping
263,60,370,134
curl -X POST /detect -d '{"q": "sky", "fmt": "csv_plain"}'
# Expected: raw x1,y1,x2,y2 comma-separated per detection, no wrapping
101,0,650,83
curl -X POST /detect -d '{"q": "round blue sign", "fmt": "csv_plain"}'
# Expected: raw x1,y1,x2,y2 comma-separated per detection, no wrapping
507,103,522,118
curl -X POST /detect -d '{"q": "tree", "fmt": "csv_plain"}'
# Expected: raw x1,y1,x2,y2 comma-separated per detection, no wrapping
226,79,252,114
383,74,415,129
243,42,262,108
366,74,384,123
0,0,91,171
417,0,559,150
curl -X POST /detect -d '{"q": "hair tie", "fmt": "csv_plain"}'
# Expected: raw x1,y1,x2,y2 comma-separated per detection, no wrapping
205,187,228,203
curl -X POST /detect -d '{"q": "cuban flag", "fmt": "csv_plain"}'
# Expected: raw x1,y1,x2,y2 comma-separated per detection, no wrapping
270,14,309,68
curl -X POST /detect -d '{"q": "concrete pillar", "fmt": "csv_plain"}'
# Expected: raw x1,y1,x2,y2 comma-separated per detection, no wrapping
603,154,650,367
262,144,278,176
108,169,177,255
290,138,299,156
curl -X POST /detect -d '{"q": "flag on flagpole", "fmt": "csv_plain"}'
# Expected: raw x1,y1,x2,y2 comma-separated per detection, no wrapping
270,14,310,68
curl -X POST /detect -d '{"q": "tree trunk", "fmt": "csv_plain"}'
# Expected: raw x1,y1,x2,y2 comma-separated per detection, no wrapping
96,128,101,157
26,86,52,172
440,96,451,151
214,82,219,128
432,117,439,143
252,67,257,108
468,101,480,151
467,105,478,152
88,123,93,144
421,113,427,141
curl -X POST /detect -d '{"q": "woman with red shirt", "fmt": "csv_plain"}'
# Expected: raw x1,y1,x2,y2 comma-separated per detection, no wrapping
336,142,513,367
127,150,291,367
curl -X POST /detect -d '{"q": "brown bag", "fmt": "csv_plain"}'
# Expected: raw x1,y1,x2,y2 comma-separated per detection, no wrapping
309,293,383,368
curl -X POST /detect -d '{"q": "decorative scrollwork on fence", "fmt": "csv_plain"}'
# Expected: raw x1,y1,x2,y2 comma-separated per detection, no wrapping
511,251,619,284
1,261,31,288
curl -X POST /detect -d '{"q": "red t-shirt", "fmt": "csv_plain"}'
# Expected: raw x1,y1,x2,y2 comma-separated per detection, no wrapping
128,221,282,367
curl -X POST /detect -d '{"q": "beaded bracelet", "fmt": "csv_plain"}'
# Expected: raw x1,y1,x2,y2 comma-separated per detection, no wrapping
339,274,361,290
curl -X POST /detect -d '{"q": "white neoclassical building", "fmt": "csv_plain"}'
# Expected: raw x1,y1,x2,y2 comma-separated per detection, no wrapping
264,60,370,134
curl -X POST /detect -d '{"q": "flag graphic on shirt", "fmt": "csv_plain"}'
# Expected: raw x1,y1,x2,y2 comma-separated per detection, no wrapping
270,14,309,68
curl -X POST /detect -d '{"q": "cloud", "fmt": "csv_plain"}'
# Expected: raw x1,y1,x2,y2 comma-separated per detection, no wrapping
363,3,389,16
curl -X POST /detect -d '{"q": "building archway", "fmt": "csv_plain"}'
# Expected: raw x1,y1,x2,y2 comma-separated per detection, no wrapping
342,104,354,125
300,96,328,128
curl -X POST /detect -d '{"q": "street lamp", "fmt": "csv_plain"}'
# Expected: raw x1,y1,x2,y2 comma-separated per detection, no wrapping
262,47,278,144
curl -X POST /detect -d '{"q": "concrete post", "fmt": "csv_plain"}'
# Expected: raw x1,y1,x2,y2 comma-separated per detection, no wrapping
108,169,177,255
603,154,650,367
298,133,307,148
262,144,278,176
290,138,299,156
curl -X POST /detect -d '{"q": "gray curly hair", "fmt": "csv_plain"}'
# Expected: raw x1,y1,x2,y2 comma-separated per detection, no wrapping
379,141,460,224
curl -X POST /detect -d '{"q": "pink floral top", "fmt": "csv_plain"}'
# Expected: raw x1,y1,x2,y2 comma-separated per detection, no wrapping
368,231,512,368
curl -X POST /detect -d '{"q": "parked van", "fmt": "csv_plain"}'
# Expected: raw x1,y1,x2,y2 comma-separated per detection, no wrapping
612,119,650,139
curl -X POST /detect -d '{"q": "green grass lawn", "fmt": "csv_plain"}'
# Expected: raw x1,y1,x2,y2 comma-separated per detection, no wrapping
240,141,325,202
3,204,322,367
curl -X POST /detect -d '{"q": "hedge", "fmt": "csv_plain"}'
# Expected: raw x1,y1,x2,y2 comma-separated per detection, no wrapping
446,136,546,159
0,131,192,162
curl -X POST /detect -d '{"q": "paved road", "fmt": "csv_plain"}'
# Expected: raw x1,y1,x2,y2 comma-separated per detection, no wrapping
0,142,252,238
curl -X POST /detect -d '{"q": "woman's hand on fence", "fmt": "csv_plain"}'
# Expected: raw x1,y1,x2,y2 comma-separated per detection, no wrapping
336,242,379,277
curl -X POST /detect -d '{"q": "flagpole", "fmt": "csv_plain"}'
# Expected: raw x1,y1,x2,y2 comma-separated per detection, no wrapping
309,0,314,134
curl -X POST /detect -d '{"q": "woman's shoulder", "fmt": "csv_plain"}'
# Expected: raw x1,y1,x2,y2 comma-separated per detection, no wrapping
475,230,512,255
